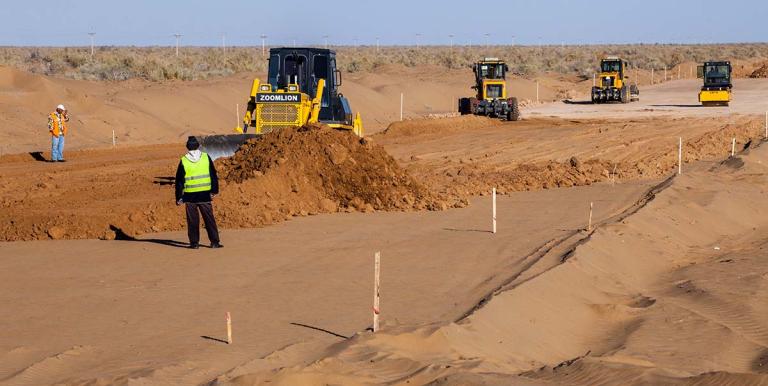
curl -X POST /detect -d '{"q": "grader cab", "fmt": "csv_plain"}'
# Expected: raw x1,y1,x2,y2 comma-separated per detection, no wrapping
458,58,520,121
592,56,639,104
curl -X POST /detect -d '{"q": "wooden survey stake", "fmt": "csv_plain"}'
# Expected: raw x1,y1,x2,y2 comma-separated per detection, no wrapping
373,251,381,332
226,312,232,344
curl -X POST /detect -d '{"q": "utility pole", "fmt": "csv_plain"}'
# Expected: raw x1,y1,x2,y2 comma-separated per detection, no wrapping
88,32,95,57
260,34,267,57
323,35,329,49
449,34,454,50
376,37,380,53
416,33,422,48
292,38,296,48
222,34,226,52
484,33,490,48
511,35,516,46
173,33,182,57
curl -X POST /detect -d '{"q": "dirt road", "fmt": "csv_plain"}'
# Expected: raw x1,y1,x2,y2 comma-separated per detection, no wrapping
526,78,768,119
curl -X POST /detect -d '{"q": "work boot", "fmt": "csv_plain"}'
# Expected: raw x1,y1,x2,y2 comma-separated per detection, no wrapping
189,243,200,249
211,242,224,249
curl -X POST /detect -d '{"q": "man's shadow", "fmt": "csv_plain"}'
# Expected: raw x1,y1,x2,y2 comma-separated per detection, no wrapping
29,152,49,162
109,225,188,248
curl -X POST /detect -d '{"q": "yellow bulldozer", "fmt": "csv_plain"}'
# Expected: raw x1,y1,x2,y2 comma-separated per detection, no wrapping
591,56,639,103
458,58,520,121
198,47,363,159
698,61,732,106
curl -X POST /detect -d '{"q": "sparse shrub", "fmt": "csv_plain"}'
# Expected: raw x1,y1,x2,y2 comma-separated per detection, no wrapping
0,44,766,81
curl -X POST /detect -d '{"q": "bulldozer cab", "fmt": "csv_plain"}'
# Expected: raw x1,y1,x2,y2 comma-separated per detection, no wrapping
473,59,509,100
267,48,343,121
698,61,732,88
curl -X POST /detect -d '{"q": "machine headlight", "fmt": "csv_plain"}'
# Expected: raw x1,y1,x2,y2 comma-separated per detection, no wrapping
287,85,298,92
260,85,271,91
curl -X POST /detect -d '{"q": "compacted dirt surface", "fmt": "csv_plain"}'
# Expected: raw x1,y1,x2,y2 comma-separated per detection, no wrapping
3,72,768,385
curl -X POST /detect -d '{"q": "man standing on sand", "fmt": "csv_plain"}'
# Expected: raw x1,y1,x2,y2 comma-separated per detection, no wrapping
175,136,223,249
48,104,69,162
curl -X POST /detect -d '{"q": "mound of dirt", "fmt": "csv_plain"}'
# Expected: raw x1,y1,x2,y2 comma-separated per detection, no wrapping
749,62,768,78
215,124,459,218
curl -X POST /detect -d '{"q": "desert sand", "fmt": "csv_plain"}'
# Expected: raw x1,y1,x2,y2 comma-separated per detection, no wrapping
2,62,768,385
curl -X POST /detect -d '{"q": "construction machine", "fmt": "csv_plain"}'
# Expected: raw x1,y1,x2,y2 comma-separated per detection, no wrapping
591,56,639,104
698,61,732,106
198,47,363,159
458,58,520,121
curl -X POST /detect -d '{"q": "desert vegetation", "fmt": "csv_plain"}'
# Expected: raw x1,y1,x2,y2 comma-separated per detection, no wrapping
1,43,766,81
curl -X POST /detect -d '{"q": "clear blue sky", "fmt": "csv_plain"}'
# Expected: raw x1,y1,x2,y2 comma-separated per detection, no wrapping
2,0,765,46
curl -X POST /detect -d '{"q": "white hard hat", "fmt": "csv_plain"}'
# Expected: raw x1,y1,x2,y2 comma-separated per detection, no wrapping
57,104,66,110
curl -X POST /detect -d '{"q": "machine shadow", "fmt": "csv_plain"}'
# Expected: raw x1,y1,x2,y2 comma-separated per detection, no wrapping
649,104,703,108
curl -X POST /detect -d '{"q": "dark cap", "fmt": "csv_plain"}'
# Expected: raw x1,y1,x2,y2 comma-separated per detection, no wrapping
186,136,200,150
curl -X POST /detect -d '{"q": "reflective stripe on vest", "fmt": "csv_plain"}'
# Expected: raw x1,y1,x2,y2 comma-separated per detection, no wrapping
181,153,212,193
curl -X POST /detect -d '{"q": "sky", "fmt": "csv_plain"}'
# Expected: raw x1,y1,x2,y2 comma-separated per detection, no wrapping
1,0,766,46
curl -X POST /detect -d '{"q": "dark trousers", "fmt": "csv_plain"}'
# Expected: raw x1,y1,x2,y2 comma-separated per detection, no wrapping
185,202,220,245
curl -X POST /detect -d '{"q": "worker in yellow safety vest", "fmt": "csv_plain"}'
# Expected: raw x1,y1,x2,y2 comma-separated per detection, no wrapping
175,136,223,249
48,104,69,162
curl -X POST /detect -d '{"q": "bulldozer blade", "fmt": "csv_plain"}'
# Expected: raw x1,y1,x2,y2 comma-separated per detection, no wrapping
196,134,261,160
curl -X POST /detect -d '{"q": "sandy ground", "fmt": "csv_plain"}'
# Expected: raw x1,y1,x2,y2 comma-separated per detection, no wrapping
233,138,768,386
2,65,768,385
0,181,653,385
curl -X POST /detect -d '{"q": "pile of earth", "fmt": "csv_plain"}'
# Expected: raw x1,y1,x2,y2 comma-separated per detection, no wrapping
212,124,464,228
749,62,768,78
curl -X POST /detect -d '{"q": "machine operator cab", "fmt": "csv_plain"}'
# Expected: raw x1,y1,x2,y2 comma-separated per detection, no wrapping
266,47,349,122
698,61,732,106
474,59,509,100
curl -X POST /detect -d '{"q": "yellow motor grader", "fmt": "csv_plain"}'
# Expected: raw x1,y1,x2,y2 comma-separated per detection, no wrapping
458,58,520,121
591,56,639,104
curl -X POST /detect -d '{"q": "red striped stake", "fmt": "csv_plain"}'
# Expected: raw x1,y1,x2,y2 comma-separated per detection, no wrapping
226,312,232,344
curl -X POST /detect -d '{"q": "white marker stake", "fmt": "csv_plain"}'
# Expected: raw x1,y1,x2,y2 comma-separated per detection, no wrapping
651,68,654,84
226,312,232,344
492,188,497,234
678,137,683,175
373,251,381,332
400,93,404,121
112,130,116,147
731,137,736,157
536,81,539,103
593,73,596,87
587,202,593,232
